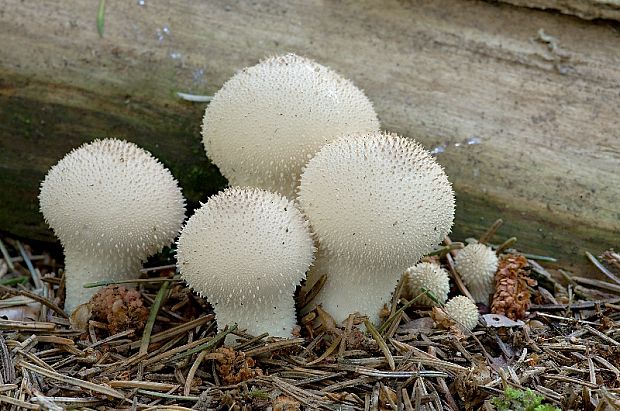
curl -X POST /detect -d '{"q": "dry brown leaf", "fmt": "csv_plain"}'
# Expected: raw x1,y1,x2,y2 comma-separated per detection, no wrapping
70,302,91,331
431,306,468,338
431,306,455,329
0,299,40,322
316,305,339,333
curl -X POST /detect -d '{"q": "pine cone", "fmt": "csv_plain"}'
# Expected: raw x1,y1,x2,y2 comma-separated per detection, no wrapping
491,254,536,320
90,285,149,334
214,347,263,384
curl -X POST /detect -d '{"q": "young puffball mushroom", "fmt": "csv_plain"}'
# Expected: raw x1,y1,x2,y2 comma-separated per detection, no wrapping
404,262,450,305
298,131,455,324
176,187,315,338
39,139,186,313
454,243,499,304
443,295,479,331
202,53,380,198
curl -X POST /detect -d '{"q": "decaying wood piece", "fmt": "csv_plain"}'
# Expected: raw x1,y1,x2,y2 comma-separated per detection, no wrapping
495,0,620,21
0,0,618,276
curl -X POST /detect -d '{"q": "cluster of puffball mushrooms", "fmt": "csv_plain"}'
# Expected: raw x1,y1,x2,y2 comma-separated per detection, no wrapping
39,53,496,338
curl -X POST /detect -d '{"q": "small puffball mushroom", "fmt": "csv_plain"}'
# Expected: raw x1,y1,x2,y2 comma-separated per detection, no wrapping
404,262,450,305
454,243,499,304
443,296,479,331
298,131,455,324
39,139,186,313
176,187,315,338
202,53,380,198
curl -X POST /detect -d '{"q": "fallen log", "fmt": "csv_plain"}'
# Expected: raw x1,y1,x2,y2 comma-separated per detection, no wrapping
0,0,618,276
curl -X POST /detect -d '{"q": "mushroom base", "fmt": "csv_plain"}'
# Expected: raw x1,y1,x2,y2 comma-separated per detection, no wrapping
307,255,405,325
212,290,298,340
63,250,143,314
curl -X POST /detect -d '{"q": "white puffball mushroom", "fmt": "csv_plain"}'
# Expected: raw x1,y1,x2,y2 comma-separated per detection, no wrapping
202,53,380,198
39,139,186,313
298,131,455,324
454,243,499,304
176,187,315,338
404,262,450,305
443,295,479,331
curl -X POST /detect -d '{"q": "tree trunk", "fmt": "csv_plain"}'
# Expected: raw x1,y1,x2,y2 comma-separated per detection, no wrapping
1,0,618,276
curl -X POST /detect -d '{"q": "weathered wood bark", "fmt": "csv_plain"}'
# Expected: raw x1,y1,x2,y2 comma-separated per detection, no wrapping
1,0,618,276
496,0,620,21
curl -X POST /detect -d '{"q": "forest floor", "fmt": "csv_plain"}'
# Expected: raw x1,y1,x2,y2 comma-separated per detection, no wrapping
0,222,619,410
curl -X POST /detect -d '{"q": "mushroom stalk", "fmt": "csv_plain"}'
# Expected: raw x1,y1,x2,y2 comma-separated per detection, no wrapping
213,287,299,339
312,256,404,324
63,250,143,314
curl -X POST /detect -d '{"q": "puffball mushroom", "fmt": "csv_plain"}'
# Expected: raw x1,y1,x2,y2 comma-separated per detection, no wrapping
443,296,479,331
298,131,455,324
39,139,186,314
454,243,499,304
176,187,315,338
404,262,450,305
202,53,380,198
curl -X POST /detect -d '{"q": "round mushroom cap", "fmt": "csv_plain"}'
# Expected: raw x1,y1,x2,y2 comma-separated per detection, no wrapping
202,53,380,198
39,139,186,259
454,243,499,304
298,131,455,267
444,295,479,331
176,187,315,307
405,262,450,305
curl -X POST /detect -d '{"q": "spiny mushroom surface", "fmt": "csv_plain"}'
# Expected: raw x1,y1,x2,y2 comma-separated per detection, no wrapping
176,187,315,338
444,295,479,331
298,131,455,324
39,139,186,313
404,262,450,305
454,243,499,304
202,53,380,198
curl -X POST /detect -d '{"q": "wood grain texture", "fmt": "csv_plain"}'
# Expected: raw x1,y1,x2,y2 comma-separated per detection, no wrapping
0,0,618,275
496,0,620,21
